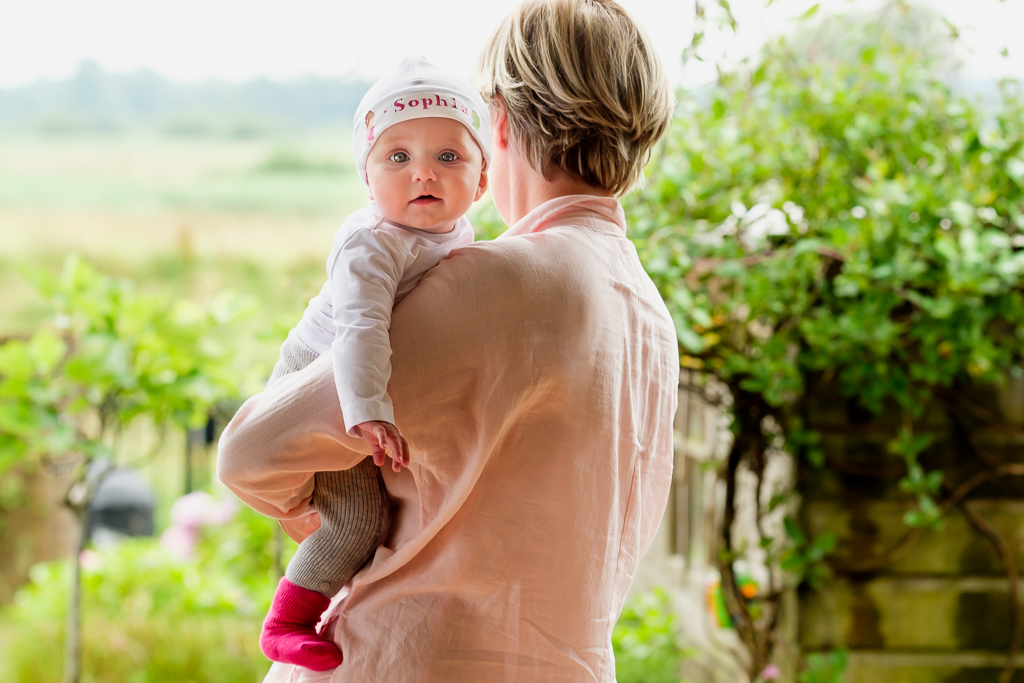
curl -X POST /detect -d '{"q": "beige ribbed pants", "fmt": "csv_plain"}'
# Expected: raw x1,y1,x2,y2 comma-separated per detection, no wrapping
268,329,390,597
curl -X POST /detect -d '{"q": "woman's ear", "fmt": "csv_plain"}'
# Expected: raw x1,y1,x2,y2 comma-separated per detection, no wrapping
490,96,509,151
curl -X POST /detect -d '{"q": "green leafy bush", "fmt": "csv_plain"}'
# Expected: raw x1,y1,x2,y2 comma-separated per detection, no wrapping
630,24,1024,412
799,649,848,683
0,500,286,683
0,254,249,476
626,7,1023,678
613,589,693,683
0,255,258,680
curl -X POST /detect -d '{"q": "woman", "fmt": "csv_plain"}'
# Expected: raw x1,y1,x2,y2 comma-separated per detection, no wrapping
218,0,678,680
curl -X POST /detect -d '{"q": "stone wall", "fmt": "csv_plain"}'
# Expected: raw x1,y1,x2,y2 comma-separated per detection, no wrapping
636,375,1024,682
799,383,1024,682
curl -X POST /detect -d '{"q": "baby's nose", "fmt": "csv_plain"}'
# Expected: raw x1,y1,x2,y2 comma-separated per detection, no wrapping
410,161,438,181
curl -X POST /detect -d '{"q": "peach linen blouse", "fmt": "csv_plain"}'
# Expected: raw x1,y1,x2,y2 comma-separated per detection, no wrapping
217,195,679,683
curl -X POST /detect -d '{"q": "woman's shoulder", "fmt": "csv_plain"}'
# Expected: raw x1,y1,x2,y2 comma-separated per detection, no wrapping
420,234,592,317
441,236,543,281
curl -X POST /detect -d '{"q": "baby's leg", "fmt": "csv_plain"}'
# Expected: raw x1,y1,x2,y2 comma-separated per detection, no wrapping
261,464,389,670
267,329,391,591
260,330,391,670
287,463,390,595
267,328,320,386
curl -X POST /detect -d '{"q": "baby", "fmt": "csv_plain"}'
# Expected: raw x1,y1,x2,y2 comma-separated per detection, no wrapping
258,56,490,671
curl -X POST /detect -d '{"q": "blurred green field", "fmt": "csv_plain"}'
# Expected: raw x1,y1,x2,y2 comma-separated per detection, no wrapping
0,133,360,212
0,128,373,352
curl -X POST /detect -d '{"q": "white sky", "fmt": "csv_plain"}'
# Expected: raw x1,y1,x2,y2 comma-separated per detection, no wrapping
0,0,1021,88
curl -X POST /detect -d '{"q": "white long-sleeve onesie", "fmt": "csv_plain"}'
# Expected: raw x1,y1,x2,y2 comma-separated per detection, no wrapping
293,202,474,433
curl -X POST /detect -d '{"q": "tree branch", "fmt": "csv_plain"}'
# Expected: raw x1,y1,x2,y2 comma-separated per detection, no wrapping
836,463,1024,574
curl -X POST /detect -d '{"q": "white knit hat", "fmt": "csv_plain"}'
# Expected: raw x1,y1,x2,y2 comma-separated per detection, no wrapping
353,56,492,184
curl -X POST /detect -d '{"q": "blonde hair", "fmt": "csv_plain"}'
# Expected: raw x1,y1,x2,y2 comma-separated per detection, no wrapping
475,0,674,196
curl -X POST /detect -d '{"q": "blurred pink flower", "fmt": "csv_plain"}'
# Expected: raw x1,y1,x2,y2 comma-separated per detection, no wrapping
759,664,781,680
160,525,199,560
79,549,102,570
161,491,237,559
169,491,237,530
209,495,238,525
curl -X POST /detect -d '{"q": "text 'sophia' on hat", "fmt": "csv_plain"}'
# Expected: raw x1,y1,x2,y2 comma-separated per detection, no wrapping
353,56,492,185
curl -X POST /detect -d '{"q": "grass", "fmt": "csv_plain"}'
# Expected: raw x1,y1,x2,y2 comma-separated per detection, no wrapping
0,127,370,339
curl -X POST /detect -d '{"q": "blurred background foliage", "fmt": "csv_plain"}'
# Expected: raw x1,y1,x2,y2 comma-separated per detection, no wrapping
0,63,374,356
632,9,1024,408
0,502,286,682
626,2,1024,678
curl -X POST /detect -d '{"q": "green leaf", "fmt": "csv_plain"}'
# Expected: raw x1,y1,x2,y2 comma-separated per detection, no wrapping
783,516,806,544
800,649,848,683
690,307,713,328
933,235,959,261
768,492,789,512
812,533,837,555
674,316,705,353
0,402,46,437
0,342,34,380
807,447,825,468
887,429,932,460
712,98,727,120
793,238,827,256
27,331,67,375
798,3,820,20
714,261,746,278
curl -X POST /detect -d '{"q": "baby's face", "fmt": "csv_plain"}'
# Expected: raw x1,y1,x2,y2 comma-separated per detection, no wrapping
366,118,488,233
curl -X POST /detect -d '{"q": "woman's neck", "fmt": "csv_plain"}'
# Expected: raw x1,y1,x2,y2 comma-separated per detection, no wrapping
504,164,614,226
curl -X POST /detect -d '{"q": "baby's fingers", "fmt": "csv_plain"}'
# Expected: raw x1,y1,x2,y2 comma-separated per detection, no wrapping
372,424,388,448
372,425,390,467
385,432,405,472
397,434,410,467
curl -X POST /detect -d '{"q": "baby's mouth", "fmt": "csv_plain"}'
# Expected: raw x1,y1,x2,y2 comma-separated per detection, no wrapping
410,194,441,205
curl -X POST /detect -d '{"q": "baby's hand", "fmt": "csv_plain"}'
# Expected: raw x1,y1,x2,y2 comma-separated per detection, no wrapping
355,421,410,472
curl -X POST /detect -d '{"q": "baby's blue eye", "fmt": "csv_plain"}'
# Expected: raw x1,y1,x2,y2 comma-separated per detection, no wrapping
389,151,409,163
439,152,457,162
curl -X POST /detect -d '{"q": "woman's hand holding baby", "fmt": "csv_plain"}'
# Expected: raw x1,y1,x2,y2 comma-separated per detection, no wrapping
355,421,410,472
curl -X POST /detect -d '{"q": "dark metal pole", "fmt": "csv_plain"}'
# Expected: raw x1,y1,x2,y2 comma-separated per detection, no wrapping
184,427,193,495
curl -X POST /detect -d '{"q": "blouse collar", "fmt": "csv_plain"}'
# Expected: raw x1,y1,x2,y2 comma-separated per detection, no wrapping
498,195,626,239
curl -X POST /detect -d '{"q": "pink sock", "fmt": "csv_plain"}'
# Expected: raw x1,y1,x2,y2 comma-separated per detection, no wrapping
260,577,343,671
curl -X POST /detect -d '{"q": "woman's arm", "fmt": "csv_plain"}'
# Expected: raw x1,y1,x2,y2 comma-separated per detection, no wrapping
218,240,507,521
217,353,372,520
